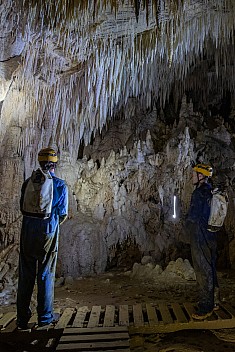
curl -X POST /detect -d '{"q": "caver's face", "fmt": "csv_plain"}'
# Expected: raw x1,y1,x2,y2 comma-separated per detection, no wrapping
192,171,204,185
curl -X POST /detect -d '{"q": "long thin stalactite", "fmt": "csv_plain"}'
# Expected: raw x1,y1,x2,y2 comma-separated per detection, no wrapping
1,0,235,158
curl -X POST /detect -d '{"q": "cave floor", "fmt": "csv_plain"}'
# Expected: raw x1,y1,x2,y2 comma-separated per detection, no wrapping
1,269,235,351
53,269,235,351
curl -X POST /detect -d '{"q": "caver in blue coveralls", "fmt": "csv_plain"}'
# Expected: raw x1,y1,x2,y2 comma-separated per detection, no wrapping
17,172,68,327
186,182,218,314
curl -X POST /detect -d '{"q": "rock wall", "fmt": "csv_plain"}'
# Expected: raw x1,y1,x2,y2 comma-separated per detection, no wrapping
56,97,235,277
57,121,194,277
1,92,235,303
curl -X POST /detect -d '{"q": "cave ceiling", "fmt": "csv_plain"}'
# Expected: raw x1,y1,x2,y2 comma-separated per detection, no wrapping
1,0,235,153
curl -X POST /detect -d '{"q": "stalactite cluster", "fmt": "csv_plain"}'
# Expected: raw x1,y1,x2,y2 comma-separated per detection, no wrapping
2,0,235,152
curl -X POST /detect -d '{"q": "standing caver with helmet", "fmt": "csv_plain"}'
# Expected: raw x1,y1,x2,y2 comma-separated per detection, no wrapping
186,163,219,320
17,147,68,329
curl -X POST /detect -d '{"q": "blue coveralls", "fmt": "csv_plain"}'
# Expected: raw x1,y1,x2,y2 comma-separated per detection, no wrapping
17,172,68,327
186,182,218,314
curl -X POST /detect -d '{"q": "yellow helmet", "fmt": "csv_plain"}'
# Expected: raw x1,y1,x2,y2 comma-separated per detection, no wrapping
193,163,213,177
38,147,58,163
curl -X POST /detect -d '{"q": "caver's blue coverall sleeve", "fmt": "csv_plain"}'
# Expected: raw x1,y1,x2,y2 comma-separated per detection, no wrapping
17,173,68,327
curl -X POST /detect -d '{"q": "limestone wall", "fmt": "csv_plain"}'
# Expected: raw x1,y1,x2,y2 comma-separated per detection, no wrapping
1,90,235,304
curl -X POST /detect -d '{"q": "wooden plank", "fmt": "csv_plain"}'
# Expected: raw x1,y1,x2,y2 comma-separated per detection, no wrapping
2,319,17,333
183,302,196,321
133,304,144,326
101,350,130,352
28,312,38,329
35,308,62,330
129,317,235,334
214,308,230,320
72,306,89,328
103,305,115,327
46,338,57,349
119,305,129,326
60,332,129,342
36,324,55,331
220,303,235,318
57,347,130,352
0,312,16,329
28,313,38,324
55,308,75,330
171,303,188,323
87,306,101,328
158,303,173,324
146,304,158,325
63,326,129,334
77,350,130,352
56,340,130,350
54,308,62,315
28,308,61,326
91,350,130,352
67,350,130,352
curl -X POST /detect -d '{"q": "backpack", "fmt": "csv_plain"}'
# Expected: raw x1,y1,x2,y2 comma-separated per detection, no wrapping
207,188,228,232
22,168,54,219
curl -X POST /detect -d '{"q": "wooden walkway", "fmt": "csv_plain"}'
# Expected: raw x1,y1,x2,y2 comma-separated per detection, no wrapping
56,326,130,351
1,302,235,351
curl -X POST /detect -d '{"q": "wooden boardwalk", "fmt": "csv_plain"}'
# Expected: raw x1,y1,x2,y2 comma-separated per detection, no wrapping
1,302,235,351
56,326,130,351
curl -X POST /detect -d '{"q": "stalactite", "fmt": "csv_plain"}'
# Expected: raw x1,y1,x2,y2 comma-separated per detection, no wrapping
2,0,234,152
